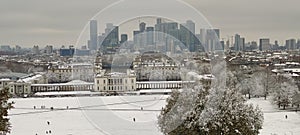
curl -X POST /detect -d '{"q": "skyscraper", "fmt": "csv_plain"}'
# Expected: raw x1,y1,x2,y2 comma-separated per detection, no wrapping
89,20,98,50
33,45,39,55
234,34,241,51
285,39,296,50
186,20,195,34
120,34,128,44
259,38,271,51
102,24,119,48
146,27,154,45
240,37,245,51
139,22,146,32
201,29,220,52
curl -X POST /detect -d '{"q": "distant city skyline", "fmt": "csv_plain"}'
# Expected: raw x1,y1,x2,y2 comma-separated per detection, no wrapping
1,0,300,47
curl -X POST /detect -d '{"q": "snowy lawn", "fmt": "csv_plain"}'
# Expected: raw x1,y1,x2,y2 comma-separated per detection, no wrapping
8,95,168,135
248,98,300,135
8,96,300,135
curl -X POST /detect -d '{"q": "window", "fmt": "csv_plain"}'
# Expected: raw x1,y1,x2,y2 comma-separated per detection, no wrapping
131,79,134,83
103,80,106,84
104,86,106,90
125,79,127,84
97,80,99,84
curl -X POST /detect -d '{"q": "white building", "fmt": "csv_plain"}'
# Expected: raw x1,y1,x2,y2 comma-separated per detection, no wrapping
8,73,47,96
94,70,136,93
0,78,13,90
47,63,94,83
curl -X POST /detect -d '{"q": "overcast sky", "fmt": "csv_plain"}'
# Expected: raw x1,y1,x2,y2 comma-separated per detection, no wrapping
0,0,299,48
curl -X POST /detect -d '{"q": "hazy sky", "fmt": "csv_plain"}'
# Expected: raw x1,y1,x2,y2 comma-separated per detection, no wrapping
0,0,299,48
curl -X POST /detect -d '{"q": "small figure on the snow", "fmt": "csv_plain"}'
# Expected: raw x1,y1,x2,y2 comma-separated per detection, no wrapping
47,121,50,125
33,106,36,109
141,107,143,110
66,106,69,109
285,115,288,119
133,118,136,122
49,130,51,134
46,131,48,134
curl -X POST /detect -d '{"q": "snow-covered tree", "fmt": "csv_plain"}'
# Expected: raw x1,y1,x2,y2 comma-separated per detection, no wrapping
251,69,280,100
271,75,299,110
158,85,202,135
158,81,264,135
197,87,263,135
0,87,13,134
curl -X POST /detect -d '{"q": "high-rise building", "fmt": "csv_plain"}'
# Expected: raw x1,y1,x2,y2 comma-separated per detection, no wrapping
33,45,39,55
259,38,271,51
233,34,246,51
45,45,53,54
102,24,119,49
60,46,75,56
15,45,21,53
240,37,245,51
133,30,141,49
0,45,11,52
249,41,258,51
273,40,279,50
157,18,162,24
186,20,195,34
89,20,98,50
234,34,241,51
120,34,128,44
180,24,195,52
155,22,178,43
139,22,146,32
146,27,154,45
285,39,296,50
200,29,220,52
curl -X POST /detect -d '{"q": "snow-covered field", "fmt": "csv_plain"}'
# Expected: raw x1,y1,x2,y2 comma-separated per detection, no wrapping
8,95,168,135
248,98,300,135
8,96,300,135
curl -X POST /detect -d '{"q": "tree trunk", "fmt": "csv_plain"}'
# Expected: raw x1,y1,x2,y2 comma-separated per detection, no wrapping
264,94,267,100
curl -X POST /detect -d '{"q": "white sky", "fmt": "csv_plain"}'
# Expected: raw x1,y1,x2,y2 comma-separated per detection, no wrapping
0,0,300,48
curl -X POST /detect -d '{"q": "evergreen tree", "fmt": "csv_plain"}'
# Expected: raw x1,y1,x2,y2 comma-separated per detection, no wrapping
0,87,13,134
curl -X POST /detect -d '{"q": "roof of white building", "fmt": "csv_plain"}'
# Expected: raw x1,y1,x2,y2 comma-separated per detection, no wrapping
17,74,43,83
34,91,97,96
31,80,94,86
0,78,12,81
283,68,300,73
187,72,214,80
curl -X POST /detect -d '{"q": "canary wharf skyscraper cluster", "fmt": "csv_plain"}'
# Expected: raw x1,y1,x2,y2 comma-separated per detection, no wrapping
87,18,300,54
87,18,223,54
